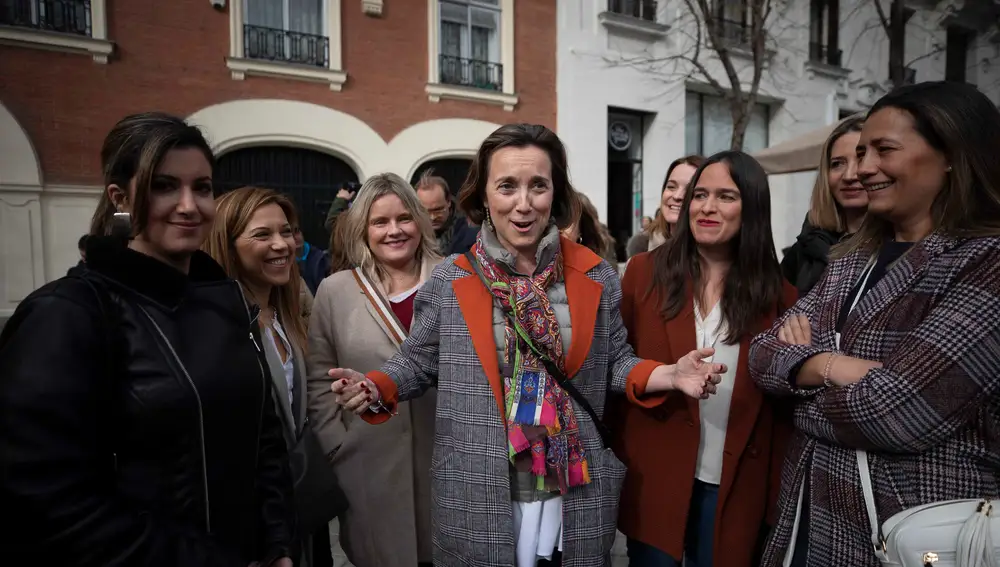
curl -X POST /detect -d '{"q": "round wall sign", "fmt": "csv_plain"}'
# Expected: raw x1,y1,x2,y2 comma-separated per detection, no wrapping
608,121,632,151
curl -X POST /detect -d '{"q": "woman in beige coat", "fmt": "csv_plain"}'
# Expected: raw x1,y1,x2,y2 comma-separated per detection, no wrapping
307,173,443,567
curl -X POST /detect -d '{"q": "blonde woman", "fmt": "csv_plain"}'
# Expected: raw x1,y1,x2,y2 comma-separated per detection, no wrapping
307,173,442,567
205,186,342,567
779,114,866,294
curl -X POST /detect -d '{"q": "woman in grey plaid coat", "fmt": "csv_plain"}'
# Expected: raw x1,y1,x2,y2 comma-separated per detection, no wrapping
329,124,727,567
749,82,1000,567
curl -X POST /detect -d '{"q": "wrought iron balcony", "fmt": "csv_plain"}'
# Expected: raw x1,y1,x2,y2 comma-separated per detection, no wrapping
712,17,750,47
439,54,503,92
0,0,92,36
243,24,329,68
809,41,843,67
607,0,657,22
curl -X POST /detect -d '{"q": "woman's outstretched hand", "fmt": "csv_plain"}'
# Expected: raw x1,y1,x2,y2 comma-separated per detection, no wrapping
329,368,375,414
646,347,726,399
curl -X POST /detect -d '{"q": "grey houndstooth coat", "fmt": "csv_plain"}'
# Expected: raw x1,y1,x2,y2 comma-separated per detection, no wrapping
363,238,662,567
749,232,1000,567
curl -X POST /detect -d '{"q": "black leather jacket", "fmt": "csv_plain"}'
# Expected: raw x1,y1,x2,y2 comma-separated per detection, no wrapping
0,237,294,566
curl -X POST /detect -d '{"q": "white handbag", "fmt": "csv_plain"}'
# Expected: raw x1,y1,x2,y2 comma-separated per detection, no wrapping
856,449,1000,566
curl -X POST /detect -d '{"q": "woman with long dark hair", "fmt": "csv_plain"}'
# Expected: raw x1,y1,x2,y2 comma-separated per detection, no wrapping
613,151,795,567
0,113,294,566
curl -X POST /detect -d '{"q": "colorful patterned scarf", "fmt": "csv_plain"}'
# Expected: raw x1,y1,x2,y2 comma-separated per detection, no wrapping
472,232,591,494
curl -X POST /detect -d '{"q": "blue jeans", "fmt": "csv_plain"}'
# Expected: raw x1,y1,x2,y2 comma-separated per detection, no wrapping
626,480,719,567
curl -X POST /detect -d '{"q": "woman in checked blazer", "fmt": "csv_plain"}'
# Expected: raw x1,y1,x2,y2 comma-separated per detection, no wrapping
749,82,1000,567
328,124,726,567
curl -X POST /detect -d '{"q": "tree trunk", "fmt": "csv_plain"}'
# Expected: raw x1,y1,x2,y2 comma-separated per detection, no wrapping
888,0,906,87
729,97,750,150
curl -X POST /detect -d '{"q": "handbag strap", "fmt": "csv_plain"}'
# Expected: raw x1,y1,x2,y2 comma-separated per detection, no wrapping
856,449,886,555
352,267,409,348
463,251,613,449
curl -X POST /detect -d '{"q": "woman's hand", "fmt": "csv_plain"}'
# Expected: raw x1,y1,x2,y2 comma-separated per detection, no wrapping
777,314,812,345
646,347,726,399
329,368,375,414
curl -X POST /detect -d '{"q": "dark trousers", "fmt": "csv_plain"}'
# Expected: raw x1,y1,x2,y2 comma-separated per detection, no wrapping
312,526,332,567
626,480,719,567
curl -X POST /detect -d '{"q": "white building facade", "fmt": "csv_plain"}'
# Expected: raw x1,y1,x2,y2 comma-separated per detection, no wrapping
557,0,1000,255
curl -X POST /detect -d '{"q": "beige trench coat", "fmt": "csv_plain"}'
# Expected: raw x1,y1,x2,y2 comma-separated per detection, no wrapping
306,258,440,567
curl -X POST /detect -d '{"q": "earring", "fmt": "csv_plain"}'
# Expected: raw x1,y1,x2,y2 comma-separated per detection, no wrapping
110,210,133,240
485,210,495,232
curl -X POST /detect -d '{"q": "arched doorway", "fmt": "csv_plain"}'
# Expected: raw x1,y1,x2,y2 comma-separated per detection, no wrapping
214,146,359,248
410,157,473,198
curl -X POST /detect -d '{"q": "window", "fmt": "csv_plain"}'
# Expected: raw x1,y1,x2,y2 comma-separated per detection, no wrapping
439,0,502,91
606,0,657,22
685,91,770,156
808,0,841,66
945,26,973,83
244,0,327,68
227,0,346,90
427,0,518,110
0,0,112,62
712,0,750,47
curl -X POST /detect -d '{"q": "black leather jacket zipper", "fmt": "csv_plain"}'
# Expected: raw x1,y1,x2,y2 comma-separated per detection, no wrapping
136,304,212,533
237,284,267,477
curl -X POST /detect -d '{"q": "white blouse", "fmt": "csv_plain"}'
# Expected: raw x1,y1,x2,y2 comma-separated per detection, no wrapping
693,302,740,485
264,316,294,408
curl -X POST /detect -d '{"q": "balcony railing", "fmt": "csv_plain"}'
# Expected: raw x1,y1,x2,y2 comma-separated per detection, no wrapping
809,41,843,67
439,54,503,92
607,0,657,22
712,17,750,47
243,24,329,68
0,0,92,36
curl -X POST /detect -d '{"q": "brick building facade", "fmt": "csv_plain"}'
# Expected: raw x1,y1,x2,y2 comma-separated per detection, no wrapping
0,0,556,316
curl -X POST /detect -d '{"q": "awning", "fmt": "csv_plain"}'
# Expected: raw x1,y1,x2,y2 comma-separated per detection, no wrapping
753,113,864,174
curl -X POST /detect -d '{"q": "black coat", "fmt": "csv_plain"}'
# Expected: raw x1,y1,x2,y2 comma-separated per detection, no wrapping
779,217,844,296
0,237,294,566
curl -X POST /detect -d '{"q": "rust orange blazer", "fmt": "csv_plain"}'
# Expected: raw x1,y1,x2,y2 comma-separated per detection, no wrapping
609,252,796,567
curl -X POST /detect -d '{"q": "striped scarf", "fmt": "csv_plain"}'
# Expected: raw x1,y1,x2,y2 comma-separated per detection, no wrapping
472,234,591,494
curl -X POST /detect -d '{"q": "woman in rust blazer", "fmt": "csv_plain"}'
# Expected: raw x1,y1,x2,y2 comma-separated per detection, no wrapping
611,151,795,567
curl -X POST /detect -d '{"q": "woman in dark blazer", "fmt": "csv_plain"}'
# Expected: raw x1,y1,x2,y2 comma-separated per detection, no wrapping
613,151,794,567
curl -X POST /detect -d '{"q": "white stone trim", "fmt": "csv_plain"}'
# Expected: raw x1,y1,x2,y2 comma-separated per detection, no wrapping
426,0,518,110
43,184,104,196
0,0,113,63
226,0,347,90
186,99,500,179
391,118,499,180
362,0,383,17
598,11,669,39
425,83,519,110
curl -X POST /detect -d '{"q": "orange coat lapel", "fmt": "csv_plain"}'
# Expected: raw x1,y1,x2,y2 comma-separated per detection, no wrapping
453,253,506,417
561,237,603,379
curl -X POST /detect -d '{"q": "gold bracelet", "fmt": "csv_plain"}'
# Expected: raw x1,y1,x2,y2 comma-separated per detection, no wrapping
822,352,838,387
